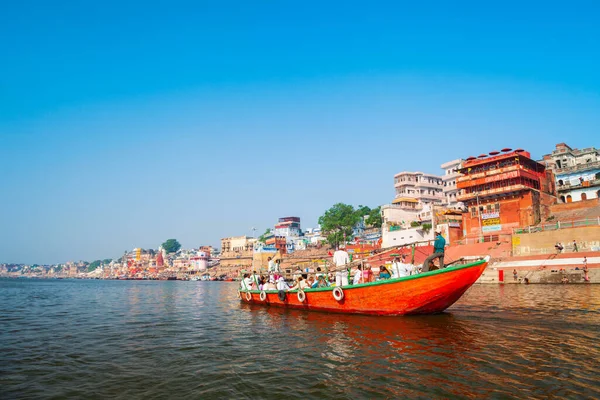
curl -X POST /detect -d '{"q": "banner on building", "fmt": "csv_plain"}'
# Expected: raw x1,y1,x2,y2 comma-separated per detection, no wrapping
481,212,500,220
482,225,502,232
482,218,501,226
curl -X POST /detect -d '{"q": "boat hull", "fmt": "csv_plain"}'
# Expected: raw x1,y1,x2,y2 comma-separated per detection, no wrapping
239,257,489,316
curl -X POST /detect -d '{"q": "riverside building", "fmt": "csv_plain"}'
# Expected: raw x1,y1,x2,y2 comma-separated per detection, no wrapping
541,143,600,203
381,171,445,248
440,159,465,210
456,148,556,240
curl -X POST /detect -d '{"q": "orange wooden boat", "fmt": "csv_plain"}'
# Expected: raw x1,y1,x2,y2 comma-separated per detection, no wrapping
238,256,489,316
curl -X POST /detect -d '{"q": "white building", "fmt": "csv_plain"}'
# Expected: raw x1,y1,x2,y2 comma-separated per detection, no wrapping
542,143,600,202
394,171,446,206
440,158,465,209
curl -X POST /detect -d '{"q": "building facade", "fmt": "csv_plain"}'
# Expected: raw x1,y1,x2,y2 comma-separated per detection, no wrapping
219,235,256,269
393,171,446,207
457,148,555,239
440,158,464,209
541,143,600,203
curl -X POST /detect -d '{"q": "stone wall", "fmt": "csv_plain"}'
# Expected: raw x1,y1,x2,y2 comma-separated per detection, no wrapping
513,226,600,255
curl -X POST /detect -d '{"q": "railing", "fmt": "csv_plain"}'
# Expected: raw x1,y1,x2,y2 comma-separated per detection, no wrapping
457,184,527,201
513,217,600,234
556,178,600,191
555,160,600,174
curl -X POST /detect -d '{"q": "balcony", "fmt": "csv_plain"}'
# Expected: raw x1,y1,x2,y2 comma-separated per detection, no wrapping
556,178,600,192
457,164,520,183
555,160,600,174
457,184,528,201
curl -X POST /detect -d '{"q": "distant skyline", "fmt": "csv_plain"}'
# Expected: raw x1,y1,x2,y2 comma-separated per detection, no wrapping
1,1,599,264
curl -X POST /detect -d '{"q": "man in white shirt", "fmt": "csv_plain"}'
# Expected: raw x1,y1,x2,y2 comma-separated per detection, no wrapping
333,246,350,286
390,256,401,279
398,255,414,278
240,273,253,290
267,257,275,273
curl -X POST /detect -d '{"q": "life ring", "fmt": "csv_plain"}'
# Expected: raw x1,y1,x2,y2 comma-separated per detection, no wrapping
236,290,242,299
260,291,267,301
297,289,306,303
245,291,252,301
278,290,286,301
333,287,344,301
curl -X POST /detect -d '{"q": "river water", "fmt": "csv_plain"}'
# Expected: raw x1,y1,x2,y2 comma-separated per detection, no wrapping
1,279,599,399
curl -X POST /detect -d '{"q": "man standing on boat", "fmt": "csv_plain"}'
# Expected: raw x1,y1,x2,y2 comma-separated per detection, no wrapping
333,245,350,286
432,228,446,269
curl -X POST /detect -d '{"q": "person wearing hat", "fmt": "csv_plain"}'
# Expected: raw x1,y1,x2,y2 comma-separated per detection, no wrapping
432,228,446,269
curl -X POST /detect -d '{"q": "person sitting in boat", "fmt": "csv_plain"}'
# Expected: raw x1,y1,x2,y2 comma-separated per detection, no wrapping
263,279,276,291
378,265,391,280
398,254,416,277
352,265,363,285
362,264,374,283
313,275,329,288
241,273,253,291
288,276,310,291
277,277,290,291
306,276,315,288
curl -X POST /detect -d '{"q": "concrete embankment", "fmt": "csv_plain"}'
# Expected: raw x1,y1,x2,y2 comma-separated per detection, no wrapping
477,252,600,284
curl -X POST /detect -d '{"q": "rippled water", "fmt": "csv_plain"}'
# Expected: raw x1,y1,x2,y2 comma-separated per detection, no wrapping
1,279,599,399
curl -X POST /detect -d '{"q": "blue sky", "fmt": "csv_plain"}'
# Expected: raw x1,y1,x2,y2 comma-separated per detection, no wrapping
1,1,599,264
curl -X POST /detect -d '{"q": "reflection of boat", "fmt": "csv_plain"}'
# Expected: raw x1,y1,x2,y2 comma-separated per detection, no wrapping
239,256,489,316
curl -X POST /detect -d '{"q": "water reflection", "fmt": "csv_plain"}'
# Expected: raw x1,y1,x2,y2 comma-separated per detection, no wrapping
1,280,599,399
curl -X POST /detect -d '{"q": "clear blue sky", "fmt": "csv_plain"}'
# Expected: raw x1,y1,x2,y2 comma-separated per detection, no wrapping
1,1,599,264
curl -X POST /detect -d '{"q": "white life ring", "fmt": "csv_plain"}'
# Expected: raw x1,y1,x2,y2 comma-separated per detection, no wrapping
237,290,242,299
333,287,344,301
297,289,306,303
245,291,252,301
260,290,267,301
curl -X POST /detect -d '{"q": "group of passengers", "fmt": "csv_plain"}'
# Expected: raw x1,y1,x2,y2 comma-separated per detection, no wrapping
240,254,421,292
240,267,332,292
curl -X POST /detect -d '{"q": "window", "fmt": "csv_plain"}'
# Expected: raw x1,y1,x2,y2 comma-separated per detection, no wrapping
582,193,587,200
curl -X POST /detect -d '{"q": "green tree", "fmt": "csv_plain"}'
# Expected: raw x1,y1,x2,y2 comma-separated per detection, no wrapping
365,206,382,228
88,260,102,272
355,205,371,218
102,258,112,265
162,239,182,254
318,203,360,248
258,229,272,243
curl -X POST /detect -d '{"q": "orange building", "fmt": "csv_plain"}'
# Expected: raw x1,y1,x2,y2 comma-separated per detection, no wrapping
457,148,555,240
265,236,287,254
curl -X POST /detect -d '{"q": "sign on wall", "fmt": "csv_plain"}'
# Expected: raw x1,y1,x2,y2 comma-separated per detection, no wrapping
482,218,501,226
482,225,502,232
481,212,500,220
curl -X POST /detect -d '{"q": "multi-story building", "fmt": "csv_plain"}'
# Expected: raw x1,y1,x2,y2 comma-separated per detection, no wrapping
541,143,600,203
219,235,256,269
380,171,446,248
274,217,301,237
393,171,446,207
440,159,464,209
457,148,555,239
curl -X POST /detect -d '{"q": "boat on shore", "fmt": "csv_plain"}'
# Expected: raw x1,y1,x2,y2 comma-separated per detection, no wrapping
238,256,489,316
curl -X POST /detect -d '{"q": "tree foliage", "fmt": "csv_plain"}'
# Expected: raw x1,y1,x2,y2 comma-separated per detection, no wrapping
318,203,360,248
365,206,382,228
258,228,271,243
88,260,102,272
162,239,182,253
